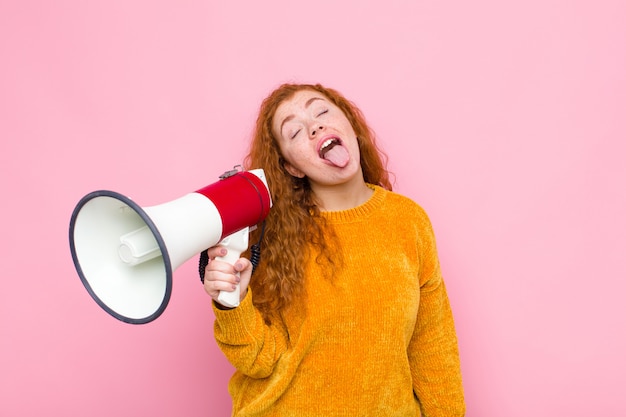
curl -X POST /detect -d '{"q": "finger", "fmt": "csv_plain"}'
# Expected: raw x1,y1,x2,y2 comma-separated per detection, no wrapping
204,258,238,278
204,267,240,285
203,273,239,296
205,246,228,260
207,278,238,293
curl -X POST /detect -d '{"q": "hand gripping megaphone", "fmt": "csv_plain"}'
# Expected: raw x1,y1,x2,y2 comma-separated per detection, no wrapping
69,167,271,324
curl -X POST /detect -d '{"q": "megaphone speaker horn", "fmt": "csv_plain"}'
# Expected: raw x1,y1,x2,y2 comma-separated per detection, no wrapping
69,168,271,324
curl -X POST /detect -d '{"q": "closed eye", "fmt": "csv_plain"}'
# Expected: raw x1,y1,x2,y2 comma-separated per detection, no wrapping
290,129,301,139
317,109,328,117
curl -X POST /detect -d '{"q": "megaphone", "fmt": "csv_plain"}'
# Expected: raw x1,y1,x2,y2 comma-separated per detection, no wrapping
69,167,271,324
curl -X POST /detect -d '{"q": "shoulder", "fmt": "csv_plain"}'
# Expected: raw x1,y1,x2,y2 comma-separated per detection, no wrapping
379,187,433,226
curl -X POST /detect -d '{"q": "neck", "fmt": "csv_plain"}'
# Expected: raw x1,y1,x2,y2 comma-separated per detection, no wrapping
311,176,374,212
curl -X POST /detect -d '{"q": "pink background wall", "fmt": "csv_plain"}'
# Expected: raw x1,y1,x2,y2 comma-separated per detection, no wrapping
1,1,625,415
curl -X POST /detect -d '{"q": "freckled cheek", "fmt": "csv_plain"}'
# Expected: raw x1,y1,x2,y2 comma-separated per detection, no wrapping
276,142,292,161
293,149,314,164
279,147,305,168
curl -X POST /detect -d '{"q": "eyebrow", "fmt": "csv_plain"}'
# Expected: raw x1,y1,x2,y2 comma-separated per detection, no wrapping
279,97,326,136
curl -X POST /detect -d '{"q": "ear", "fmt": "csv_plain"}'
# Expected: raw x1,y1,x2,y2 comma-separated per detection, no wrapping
283,161,305,178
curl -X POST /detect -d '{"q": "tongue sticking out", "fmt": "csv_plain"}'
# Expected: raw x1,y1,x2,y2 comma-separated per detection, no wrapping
322,144,350,168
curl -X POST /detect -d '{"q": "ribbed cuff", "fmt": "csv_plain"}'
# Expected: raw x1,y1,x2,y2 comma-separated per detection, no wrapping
212,289,260,342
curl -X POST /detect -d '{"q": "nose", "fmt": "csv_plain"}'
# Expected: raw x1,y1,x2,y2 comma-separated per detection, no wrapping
311,124,325,137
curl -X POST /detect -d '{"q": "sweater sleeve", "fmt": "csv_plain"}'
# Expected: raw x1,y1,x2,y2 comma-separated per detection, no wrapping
408,210,465,417
212,289,289,379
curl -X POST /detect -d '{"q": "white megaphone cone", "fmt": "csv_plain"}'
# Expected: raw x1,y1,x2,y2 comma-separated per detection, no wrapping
69,167,271,324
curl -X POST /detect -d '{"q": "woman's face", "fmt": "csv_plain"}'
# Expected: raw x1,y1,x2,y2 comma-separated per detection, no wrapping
271,89,363,187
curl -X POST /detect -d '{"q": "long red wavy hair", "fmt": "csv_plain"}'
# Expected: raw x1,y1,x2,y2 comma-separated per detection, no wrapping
243,83,392,322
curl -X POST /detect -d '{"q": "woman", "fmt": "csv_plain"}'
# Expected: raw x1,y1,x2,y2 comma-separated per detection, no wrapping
202,83,465,416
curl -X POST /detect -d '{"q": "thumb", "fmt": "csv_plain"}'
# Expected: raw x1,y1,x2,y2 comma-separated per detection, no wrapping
234,258,253,295
234,258,249,272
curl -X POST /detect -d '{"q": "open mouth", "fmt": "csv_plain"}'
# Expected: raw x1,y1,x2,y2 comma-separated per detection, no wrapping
318,137,341,159
318,137,350,168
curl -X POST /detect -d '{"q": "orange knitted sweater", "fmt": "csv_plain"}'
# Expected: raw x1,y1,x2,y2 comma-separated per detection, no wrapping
213,185,465,416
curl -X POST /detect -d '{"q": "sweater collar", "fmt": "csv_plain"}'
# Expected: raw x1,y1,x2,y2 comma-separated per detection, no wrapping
319,184,386,224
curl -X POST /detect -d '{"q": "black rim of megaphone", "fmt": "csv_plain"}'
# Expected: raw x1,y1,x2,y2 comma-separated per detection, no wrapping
69,190,173,325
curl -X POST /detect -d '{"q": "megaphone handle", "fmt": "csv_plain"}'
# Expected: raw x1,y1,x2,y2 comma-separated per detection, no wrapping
215,227,250,308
